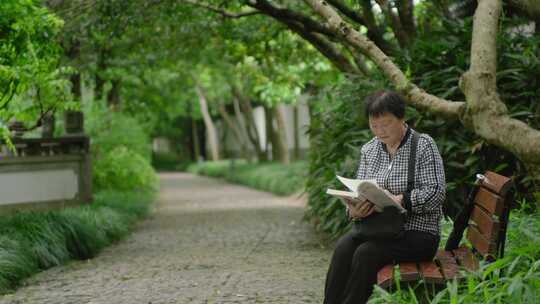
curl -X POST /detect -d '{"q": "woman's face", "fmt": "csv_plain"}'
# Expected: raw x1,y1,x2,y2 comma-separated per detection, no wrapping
368,112,405,146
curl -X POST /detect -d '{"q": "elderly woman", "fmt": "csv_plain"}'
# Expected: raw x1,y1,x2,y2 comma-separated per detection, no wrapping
323,90,446,304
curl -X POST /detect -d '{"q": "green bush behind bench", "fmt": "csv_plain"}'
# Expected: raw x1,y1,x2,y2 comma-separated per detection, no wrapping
187,160,307,196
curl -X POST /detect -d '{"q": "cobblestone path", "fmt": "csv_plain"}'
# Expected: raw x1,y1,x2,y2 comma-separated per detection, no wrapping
0,173,332,304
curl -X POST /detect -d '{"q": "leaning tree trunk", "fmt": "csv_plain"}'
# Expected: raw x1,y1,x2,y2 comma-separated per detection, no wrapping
233,87,267,161
265,105,278,162
191,116,201,161
293,104,300,160
218,103,249,160
195,86,219,161
95,47,108,101
233,97,253,162
273,104,290,165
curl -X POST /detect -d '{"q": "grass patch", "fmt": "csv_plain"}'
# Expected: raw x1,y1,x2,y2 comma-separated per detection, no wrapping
187,160,307,196
0,190,155,294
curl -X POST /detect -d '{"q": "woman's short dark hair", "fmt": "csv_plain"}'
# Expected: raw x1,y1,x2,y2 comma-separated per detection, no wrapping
364,90,405,119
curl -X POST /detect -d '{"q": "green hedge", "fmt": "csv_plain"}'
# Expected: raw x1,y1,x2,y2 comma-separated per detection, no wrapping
151,151,191,172
187,160,307,196
93,146,159,193
0,190,155,294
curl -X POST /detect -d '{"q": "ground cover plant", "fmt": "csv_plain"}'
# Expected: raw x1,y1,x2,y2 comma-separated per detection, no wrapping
188,160,307,196
0,190,155,294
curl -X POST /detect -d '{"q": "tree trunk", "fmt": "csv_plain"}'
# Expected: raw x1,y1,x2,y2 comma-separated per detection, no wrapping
233,97,253,162
273,104,290,164
265,105,278,162
233,87,267,161
218,103,249,160
195,86,219,161
374,0,412,48
95,47,108,101
191,116,201,161
459,0,540,184
293,104,300,160
107,79,120,109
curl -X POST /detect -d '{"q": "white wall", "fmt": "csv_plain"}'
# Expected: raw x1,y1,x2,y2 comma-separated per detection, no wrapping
218,94,311,158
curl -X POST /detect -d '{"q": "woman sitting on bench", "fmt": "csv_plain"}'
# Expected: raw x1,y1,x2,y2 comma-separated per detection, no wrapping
323,90,446,304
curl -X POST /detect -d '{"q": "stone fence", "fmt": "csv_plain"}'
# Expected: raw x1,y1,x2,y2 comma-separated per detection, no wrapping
0,136,92,215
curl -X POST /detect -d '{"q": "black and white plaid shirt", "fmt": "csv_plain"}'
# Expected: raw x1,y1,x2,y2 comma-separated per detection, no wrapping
355,126,445,236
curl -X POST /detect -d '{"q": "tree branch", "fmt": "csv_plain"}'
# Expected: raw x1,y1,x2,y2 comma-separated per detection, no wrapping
181,0,261,18
286,21,363,75
302,0,464,118
396,0,416,40
358,0,395,55
325,0,365,25
375,0,411,48
247,0,336,37
460,0,540,171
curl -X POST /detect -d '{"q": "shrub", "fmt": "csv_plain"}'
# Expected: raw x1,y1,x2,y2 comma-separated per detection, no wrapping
93,146,159,193
152,151,188,171
84,102,152,161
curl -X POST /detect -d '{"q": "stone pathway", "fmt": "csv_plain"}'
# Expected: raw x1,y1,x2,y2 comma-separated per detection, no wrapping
0,173,332,304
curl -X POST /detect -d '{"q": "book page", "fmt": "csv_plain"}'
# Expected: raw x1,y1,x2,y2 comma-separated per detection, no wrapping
325,189,367,208
336,175,377,192
356,182,406,212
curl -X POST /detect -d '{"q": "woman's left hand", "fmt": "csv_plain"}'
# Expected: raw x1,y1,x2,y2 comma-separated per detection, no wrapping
384,190,403,205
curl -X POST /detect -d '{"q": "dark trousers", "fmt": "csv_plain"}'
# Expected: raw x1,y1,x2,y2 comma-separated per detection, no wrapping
323,230,439,304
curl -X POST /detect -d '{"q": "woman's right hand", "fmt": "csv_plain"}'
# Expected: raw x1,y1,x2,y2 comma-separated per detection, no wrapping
347,200,375,220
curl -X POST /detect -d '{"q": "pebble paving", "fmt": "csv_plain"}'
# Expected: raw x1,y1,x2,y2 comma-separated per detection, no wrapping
0,173,332,304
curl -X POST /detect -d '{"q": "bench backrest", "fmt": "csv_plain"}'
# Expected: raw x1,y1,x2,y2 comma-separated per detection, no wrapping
467,171,513,260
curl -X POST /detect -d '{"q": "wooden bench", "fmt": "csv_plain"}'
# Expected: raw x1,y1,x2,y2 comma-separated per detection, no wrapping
377,171,513,289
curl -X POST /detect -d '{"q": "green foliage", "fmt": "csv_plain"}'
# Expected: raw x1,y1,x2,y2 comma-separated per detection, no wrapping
93,146,159,193
85,101,152,161
152,151,189,171
305,75,387,237
188,160,307,196
0,190,154,294
400,14,540,210
0,0,73,145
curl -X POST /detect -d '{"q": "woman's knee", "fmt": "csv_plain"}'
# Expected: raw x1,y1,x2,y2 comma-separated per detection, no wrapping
333,232,358,259
352,242,390,267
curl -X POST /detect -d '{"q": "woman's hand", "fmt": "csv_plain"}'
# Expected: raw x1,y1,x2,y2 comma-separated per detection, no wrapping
348,200,376,220
384,190,403,205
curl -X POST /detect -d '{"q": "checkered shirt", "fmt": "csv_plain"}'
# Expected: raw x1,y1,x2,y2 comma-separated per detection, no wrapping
355,127,445,236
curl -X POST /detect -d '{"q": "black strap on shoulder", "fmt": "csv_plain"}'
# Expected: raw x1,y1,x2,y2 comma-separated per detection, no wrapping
407,130,419,192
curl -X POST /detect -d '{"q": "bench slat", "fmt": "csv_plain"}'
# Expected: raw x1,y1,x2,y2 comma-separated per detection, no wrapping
398,262,421,282
377,264,394,289
482,171,512,196
470,205,500,241
467,224,497,257
453,247,479,271
418,260,445,284
474,187,504,217
436,250,460,280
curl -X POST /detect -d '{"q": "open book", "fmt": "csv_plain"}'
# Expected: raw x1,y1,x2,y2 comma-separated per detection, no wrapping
326,175,406,213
